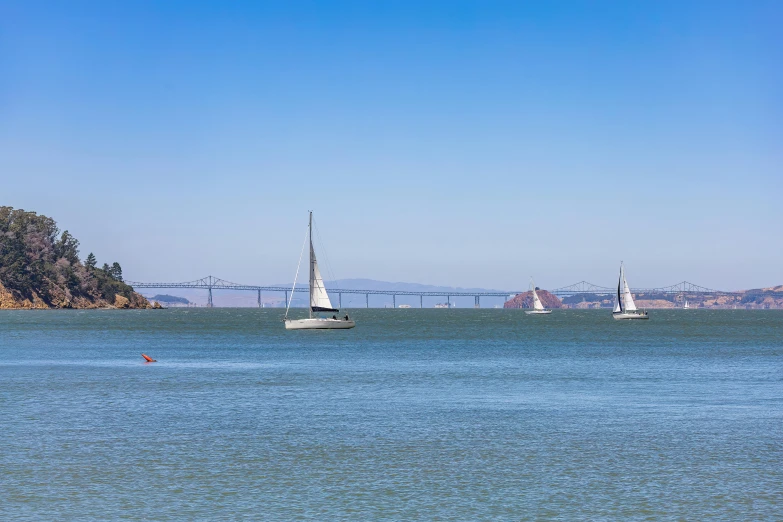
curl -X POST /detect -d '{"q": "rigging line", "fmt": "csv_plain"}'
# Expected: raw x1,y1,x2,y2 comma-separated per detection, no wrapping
285,225,310,320
311,220,329,301
312,217,339,297
312,217,336,284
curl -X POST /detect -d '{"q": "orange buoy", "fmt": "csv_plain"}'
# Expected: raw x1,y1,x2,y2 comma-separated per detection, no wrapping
142,353,157,362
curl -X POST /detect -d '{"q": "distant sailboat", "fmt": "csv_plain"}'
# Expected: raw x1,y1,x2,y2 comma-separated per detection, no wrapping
525,278,552,315
683,299,690,310
284,212,356,330
612,262,649,320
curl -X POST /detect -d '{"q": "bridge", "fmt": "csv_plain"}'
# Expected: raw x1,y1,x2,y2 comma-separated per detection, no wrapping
126,276,745,308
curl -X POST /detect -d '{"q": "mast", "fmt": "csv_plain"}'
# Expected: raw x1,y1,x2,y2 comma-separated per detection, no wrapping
309,211,313,319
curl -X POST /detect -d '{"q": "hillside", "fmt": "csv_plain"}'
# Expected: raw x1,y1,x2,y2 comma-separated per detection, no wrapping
504,289,563,309
0,207,153,309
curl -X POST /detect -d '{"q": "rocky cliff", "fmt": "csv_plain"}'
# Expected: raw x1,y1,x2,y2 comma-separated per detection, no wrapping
0,206,152,309
504,289,563,309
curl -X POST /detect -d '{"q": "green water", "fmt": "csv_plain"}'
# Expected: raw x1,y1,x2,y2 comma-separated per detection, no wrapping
1,309,781,520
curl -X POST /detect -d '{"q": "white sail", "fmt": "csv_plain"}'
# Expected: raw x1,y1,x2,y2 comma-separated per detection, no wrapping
612,262,649,320
622,276,637,311
309,241,335,312
531,287,544,310
614,266,623,312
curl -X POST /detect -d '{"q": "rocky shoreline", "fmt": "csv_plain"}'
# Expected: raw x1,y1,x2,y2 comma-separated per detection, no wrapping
0,281,159,310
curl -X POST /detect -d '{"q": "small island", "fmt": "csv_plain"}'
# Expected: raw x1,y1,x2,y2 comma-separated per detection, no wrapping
150,294,190,306
0,206,155,309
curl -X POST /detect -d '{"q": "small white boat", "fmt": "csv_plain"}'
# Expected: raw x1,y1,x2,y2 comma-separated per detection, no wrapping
683,299,690,309
612,262,649,320
284,212,355,330
525,278,552,315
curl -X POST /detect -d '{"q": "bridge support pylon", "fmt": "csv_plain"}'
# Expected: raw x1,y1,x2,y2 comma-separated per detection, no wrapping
207,287,213,308
475,296,480,308
257,289,261,308
366,293,369,308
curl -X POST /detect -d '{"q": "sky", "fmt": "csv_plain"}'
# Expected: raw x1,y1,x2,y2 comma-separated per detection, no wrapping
1,0,781,291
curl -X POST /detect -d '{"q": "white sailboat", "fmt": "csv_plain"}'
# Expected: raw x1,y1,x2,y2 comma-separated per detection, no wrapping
525,278,552,315
683,299,690,309
284,212,356,330
612,262,649,320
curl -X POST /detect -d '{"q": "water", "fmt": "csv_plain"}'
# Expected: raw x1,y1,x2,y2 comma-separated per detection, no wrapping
1,309,781,520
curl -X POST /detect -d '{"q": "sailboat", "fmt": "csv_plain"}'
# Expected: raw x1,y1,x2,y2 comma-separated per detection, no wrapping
612,262,649,320
683,299,690,309
525,278,552,315
284,212,356,330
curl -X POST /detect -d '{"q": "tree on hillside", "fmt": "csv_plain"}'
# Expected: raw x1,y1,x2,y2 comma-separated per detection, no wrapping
54,230,80,264
85,252,97,269
107,262,123,282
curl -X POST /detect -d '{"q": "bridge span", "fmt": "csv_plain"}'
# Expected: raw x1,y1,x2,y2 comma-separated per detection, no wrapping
126,276,743,308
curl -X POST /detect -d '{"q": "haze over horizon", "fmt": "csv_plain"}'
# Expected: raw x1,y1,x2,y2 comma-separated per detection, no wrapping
2,1,781,290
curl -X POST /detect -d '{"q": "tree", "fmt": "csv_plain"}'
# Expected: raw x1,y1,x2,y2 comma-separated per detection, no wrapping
85,252,97,269
54,230,80,264
110,262,123,282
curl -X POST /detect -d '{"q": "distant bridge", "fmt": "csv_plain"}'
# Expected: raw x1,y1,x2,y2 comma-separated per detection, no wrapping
551,280,743,297
126,276,746,308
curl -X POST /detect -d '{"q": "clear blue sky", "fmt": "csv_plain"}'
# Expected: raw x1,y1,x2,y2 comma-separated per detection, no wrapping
1,0,781,290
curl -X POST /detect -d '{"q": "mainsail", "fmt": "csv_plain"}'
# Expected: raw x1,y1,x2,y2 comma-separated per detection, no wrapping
614,265,623,313
531,287,544,311
309,213,337,313
622,275,638,311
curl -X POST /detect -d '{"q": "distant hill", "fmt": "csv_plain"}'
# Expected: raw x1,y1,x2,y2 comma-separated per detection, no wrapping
504,290,562,309
151,294,190,305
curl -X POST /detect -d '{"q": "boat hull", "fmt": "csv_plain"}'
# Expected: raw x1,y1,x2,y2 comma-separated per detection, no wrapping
284,318,356,330
525,309,552,315
612,311,649,320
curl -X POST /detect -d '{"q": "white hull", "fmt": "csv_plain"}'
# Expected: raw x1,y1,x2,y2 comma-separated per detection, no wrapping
525,309,552,315
612,311,649,320
284,318,356,330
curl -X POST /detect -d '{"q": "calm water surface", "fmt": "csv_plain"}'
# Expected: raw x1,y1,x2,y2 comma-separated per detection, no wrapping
1,309,781,520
